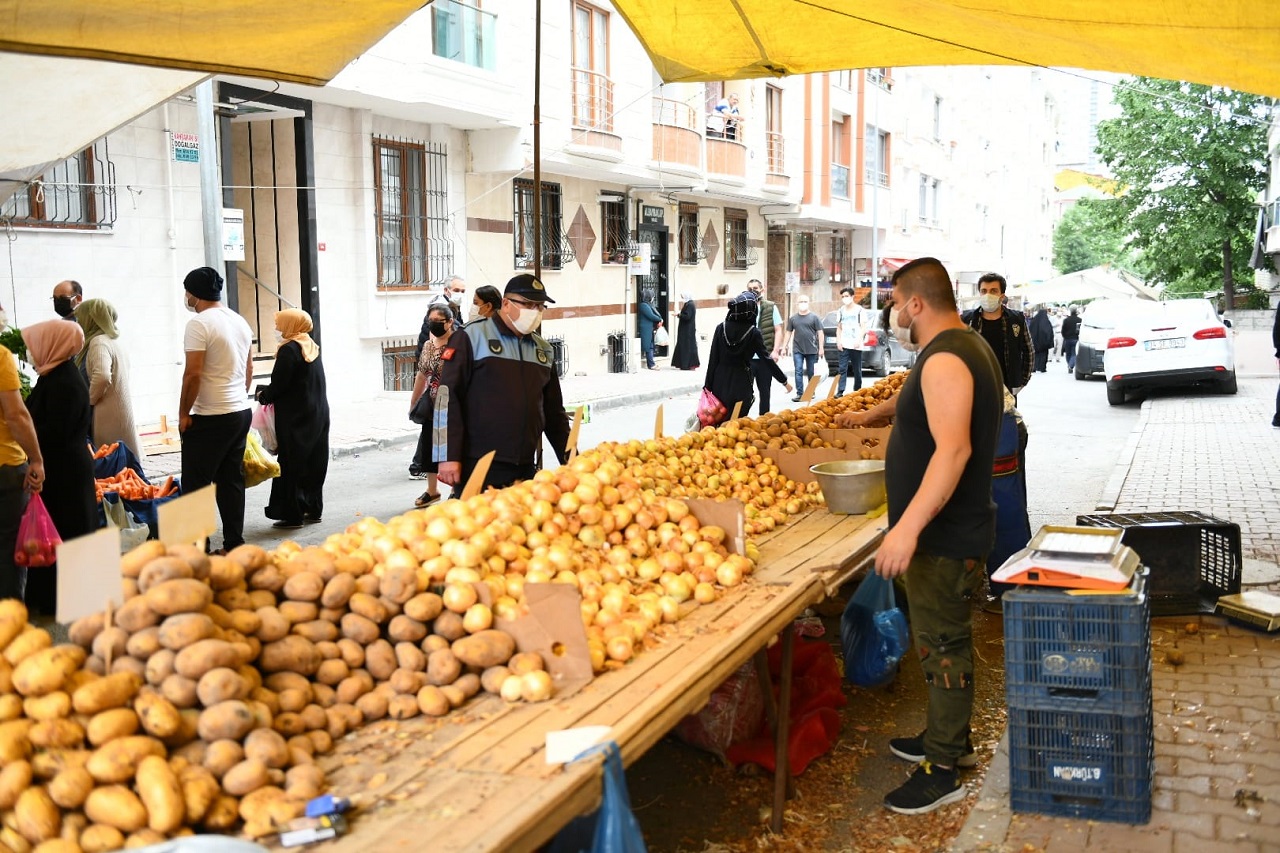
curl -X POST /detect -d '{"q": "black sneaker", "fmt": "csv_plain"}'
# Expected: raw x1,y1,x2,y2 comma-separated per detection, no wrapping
888,731,978,768
1272,415,1280,428
884,761,965,815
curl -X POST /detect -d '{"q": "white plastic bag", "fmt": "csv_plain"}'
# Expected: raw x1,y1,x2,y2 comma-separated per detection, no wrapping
103,497,150,552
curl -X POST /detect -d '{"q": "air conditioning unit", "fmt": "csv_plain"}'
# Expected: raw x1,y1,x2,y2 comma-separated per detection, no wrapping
1267,224,1280,254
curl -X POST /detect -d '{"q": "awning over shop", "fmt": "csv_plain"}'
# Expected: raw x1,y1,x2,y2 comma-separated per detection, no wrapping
878,257,912,273
1012,266,1158,304
610,1,1280,96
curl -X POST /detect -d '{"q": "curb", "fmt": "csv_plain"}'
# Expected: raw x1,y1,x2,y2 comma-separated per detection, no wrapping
1096,398,1151,511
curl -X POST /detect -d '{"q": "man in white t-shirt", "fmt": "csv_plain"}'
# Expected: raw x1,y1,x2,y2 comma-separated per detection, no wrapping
179,266,254,551
835,286,870,395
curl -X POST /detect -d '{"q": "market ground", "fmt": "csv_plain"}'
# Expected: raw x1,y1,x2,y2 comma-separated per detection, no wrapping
139,332,1280,852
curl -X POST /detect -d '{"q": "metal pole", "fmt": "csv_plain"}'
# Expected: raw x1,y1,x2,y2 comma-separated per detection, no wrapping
870,84,879,314
196,80,224,269
532,0,542,280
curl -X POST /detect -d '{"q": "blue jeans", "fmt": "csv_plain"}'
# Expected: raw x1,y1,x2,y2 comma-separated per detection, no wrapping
792,352,817,394
836,348,863,395
1063,339,1078,372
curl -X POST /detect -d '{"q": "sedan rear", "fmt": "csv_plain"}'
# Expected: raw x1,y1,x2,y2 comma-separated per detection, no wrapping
1103,299,1236,405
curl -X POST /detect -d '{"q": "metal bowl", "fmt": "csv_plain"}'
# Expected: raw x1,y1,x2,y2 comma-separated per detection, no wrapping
809,460,887,514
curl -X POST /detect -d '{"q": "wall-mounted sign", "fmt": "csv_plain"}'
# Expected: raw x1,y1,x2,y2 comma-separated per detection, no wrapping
171,132,199,163
785,271,800,293
640,204,664,225
628,243,652,275
222,208,246,261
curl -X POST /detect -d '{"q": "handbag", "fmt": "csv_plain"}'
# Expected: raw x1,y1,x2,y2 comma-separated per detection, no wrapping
15,493,61,568
840,571,910,687
695,387,728,427
409,393,433,426
653,325,670,347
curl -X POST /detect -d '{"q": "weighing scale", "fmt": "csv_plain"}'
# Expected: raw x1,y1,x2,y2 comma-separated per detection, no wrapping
992,525,1141,591
1214,590,1280,632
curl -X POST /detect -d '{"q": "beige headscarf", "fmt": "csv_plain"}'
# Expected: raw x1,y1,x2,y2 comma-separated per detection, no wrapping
22,319,86,375
275,309,319,363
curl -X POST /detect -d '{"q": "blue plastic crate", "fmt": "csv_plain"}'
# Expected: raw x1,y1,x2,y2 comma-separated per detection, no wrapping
1004,569,1151,714
1008,700,1153,824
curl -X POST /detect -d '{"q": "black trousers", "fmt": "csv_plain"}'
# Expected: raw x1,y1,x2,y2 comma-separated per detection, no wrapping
181,409,252,550
751,358,776,416
0,464,29,602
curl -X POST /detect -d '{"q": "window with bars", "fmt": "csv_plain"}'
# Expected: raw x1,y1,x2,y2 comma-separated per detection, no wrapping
918,175,941,225
829,235,850,283
1,139,116,229
866,68,892,91
600,196,627,264
373,138,453,290
513,179,567,270
796,232,818,282
864,126,889,187
724,208,749,270
677,203,700,265
380,339,419,391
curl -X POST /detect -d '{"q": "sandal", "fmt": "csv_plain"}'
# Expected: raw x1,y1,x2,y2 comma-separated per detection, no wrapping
414,491,441,508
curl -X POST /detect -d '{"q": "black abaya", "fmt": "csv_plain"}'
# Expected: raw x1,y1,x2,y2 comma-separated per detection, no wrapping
670,301,700,370
258,342,331,524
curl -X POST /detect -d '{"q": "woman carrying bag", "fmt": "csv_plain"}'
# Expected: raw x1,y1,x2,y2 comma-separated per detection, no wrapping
703,292,791,424
670,291,700,371
408,303,456,508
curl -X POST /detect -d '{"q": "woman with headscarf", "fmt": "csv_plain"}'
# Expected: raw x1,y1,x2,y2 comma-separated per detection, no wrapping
21,319,96,616
470,285,502,324
638,297,663,370
76,298,145,461
704,292,791,421
408,302,457,507
670,290,700,371
255,309,330,529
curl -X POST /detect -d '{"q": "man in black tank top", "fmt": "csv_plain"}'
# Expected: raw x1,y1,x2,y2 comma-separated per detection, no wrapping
834,257,1002,815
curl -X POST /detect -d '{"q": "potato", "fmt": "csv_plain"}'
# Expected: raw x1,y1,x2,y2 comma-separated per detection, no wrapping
347,592,388,624
451,630,516,669
58,809,86,845
427,649,462,686
146,578,213,616
306,729,333,754
73,670,142,715
239,785,302,838
88,627,128,664
388,668,423,695
83,654,106,675
258,636,321,675
507,651,546,675
416,685,450,717
284,763,325,802
134,691,182,738
432,610,466,641
157,613,216,651
85,785,148,833
387,615,428,644
30,748,90,780
335,670,373,705
173,639,240,680
228,609,262,637
421,634,450,654
197,700,256,742
282,571,324,602
332,640,363,671
454,672,481,699
216,588,253,611
441,684,467,709
15,786,60,843
86,735,165,783
79,823,126,853
143,649,175,688
165,707,200,750
354,690,388,722
0,692,20,721
66,612,106,650
318,573,355,609
480,666,511,695
401,591,442,623
159,674,198,709
0,826,32,853
364,639,397,681
394,642,426,673
263,672,311,695
243,728,289,769
179,764,220,823
23,691,70,722
135,755,184,834
314,659,349,687
206,555,245,591
221,758,269,797
271,712,305,737
0,718,35,762
291,619,338,644
338,613,378,646
202,739,244,779
202,792,240,831
248,565,286,594
354,573,380,595
245,590,276,610
298,704,327,731
113,596,159,634
0,759,32,809
0,656,12,693
227,543,269,572
110,656,146,679
379,565,418,604
47,766,93,809
191,668,244,707
124,627,162,661
315,640,340,661
121,540,167,579
166,543,212,580
137,556,194,593
277,600,316,625
29,719,85,749
4,627,53,667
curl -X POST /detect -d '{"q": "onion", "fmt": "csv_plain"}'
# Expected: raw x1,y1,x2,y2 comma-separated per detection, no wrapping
606,635,633,663
462,603,493,633
442,583,478,613
715,562,744,587
694,582,718,604
499,675,524,702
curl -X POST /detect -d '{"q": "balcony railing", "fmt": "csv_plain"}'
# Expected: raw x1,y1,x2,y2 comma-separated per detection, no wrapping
831,163,849,198
864,167,889,188
706,112,745,141
652,98,699,131
431,0,496,71
572,68,615,132
866,68,893,91
766,131,785,174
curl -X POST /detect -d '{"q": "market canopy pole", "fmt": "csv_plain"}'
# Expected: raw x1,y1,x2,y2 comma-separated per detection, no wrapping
533,0,543,280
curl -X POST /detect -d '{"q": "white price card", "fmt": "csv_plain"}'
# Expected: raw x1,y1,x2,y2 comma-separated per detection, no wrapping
546,726,612,765
158,484,218,547
56,527,122,625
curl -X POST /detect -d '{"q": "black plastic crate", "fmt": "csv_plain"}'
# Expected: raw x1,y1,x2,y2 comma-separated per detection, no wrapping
1008,699,1153,824
1004,571,1151,714
1075,511,1241,616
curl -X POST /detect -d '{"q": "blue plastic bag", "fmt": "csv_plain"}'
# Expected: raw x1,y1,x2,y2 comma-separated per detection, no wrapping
840,571,910,687
549,741,648,853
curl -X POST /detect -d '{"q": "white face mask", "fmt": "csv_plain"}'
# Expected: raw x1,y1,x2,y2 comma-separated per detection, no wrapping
841,296,852,305
510,306,541,335
274,330,284,344
449,290,464,305
889,304,920,353
798,302,810,314
184,294,198,314
978,293,1002,314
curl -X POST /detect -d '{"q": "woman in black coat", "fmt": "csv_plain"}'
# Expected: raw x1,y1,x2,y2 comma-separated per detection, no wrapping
704,293,791,421
670,291,700,370
21,320,96,617
1028,306,1055,373
257,309,330,529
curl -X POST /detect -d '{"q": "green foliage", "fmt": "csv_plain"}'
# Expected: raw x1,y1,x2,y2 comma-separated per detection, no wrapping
1094,78,1271,304
1052,198,1131,274
0,326,33,399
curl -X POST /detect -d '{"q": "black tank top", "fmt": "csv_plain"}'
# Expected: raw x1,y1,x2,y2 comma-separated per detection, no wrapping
884,327,1003,560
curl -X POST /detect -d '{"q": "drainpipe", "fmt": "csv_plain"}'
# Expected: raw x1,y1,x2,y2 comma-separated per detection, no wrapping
195,80,223,270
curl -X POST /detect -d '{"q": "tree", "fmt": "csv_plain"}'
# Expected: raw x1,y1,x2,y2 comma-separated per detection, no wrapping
1053,198,1129,274
1094,78,1270,305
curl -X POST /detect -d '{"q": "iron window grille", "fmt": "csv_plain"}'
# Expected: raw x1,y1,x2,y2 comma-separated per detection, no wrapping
0,138,117,229
724,208,750,270
380,339,419,392
600,197,628,264
513,178,571,269
829,235,850,284
374,138,453,290
677,202,702,265
796,232,820,282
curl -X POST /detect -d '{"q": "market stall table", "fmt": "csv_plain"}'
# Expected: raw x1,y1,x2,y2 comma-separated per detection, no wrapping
289,507,885,852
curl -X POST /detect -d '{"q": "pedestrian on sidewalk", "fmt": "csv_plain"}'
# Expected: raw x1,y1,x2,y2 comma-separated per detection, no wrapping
962,273,1032,400
1028,306,1054,373
746,279,783,415
75,298,146,462
256,309,330,529
670,291,700,371
1061,305,1081,373
409,303,455,506
834,257,1001,815
470,286,501,324
835,286,868,395
705,292,791,421
782,295,824,401
638,297,663,370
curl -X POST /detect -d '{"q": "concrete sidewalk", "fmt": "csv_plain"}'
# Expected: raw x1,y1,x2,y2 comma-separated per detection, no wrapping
955,377,1280,852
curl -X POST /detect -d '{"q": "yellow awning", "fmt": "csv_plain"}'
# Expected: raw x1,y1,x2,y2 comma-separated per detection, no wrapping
611,1,1280,96
0,0,429,87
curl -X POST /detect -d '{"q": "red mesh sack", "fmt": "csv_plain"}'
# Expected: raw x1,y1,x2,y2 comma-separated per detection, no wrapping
673,661,764,760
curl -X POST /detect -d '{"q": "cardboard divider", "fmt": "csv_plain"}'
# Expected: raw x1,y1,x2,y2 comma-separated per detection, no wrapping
764,426,892,485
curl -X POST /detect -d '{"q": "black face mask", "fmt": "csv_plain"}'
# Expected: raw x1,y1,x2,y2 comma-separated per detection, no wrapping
428,320,449,337
53,296,74,317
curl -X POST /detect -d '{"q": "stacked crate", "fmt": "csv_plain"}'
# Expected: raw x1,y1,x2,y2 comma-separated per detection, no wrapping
1003,569,1154,823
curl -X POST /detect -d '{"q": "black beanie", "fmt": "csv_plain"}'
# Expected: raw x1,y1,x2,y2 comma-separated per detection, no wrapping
184,266,223,302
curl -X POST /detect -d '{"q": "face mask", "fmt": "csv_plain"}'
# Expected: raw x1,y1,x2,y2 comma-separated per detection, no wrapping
798,303,810,314
184,294,198,314
978,293,1002,313
53,296,74,317
510,306,541,335
841,296,852,305
889,304,920,353
429,320,449,337
449,290,463,305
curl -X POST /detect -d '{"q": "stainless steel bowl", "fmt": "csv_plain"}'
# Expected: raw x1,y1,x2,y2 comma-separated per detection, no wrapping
809,460,887,514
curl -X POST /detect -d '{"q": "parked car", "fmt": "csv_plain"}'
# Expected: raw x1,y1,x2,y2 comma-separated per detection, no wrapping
1103,298,1236,405
1074,298,1129,379
821,310,915,377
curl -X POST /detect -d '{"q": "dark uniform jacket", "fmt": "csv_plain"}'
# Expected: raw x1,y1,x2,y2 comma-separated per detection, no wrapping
434,313,571,469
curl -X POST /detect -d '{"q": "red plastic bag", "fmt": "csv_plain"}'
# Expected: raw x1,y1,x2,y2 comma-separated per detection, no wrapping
696,387,728,427
14,494,62,568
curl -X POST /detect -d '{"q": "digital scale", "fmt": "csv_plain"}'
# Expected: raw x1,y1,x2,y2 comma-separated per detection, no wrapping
992,525,1141,591
1214,591,1280,632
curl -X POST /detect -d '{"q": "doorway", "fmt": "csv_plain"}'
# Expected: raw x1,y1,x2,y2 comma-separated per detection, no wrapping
635,225,669,356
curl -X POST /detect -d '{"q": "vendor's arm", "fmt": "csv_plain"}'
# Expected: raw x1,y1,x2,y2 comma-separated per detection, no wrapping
434,330,471,486
834,393,897,428
875,353,973,578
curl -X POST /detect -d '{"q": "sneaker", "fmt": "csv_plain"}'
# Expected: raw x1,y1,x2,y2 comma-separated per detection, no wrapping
883,761,966,815
888,731,978,768
408,469,428,480
791,395,802,402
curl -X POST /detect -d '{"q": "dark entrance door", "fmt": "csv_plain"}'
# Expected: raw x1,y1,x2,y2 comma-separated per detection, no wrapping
635,225,669,356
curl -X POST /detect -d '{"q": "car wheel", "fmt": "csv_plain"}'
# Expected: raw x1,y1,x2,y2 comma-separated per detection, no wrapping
1106,384,1125,406
1218,371,1238,395
876,351,890,377
1074,368,1087,380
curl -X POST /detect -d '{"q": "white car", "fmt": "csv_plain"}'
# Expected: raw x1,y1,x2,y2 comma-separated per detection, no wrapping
1103,298,1236,405
1074,299,1129,379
